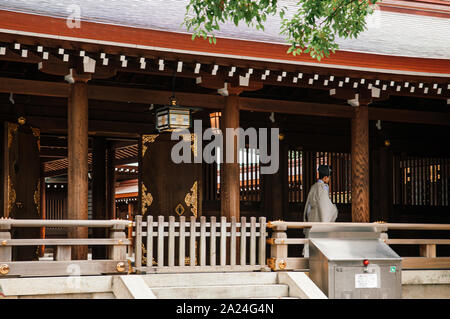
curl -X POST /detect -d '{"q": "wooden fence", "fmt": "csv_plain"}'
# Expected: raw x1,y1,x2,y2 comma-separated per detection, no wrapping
1,217,450,277
0,219,131,277
266,221,450,271
133,215,269,273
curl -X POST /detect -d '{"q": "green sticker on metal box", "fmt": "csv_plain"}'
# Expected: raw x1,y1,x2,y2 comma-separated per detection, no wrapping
390,266,397,273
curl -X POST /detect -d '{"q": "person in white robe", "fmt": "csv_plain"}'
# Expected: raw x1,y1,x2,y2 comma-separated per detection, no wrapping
302,165,338,257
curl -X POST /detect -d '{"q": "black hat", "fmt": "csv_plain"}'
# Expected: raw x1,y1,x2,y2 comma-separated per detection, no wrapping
318,165,332,177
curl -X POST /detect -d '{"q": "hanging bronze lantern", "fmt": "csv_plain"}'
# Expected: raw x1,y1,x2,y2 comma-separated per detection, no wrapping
155,97,192,132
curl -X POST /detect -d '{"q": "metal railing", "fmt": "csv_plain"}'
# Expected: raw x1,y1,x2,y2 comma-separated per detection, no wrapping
133,215,268,273
266,221,450,271
0,218,131,277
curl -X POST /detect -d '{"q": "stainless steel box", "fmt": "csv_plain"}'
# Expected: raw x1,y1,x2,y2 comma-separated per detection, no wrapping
308,225,402,299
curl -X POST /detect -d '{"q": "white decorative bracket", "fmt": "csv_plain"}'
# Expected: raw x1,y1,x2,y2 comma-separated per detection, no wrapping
64,68,75,84
217,83,229,96
347,94,360,107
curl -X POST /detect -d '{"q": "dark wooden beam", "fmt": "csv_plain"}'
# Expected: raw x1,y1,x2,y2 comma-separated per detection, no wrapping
114,156,138,166
369,107,450,126
39,148,67,158
239,97,355,119
43,168,67,178
0,77,69,97
0,77,223,109
40,136,68,147
20,116,154,137
38,61,70,77
0,77,448,126
87,85,225,109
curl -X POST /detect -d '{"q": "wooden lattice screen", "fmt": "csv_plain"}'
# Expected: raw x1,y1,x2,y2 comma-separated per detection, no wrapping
393,155,450,206
239,148,260,202
204,149,352,204
288,150,352,204
45,185,67,220
203,147,261,202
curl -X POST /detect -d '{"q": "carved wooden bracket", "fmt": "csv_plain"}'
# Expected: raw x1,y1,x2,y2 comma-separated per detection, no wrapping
64,68,92,84
196,73,263,96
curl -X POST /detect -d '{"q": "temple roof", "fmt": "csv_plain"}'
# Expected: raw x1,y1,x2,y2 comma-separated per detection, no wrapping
1,0,449,59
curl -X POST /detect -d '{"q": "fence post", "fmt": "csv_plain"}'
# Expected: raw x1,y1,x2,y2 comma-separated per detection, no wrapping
157,216,165,267
179,216,186,266
420,244,437,258
190,216,196,267
135,215,143,269
168,216,175,267
200,216,206,266
240,217,247,266
267,222,288,271
250,217,256,265
230,217,236,266
55,246,72,261
210,216,216,266
220,217,227,266
258,217,266,266
0,223,12,262
147,215,153,267
109,222,127,261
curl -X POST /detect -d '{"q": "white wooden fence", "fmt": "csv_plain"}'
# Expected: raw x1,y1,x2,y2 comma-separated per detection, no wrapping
0,219,131,277
133,215,269,273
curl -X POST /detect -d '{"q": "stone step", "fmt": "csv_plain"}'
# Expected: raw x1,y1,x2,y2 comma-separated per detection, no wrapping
251,297,299,299
142,272,278,288
150,284,289,299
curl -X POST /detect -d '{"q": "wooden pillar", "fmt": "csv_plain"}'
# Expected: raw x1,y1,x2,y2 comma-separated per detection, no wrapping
263,128,285,221
106,144,116,220
351,103,370,222
39,164,46,257
92,137,107,220
276,141,288,220
127,202,134,256
92,137,107,259
372,145,391,223
67,71,90,260
128,202,134,227
221,94,240,220
0,122,3,218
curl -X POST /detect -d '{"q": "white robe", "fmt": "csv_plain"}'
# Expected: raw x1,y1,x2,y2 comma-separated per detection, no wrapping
302,181,338,257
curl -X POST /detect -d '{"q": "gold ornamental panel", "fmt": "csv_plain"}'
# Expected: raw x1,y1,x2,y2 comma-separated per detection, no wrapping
34,180,40,215
7,176,16,218
184,181,198,218
141,183,153,216
175,203,185,216
142,134,159,157
7,123,18,149
31,127,41,151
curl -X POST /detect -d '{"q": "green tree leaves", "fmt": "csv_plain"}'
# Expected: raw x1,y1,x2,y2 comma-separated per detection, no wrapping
184,0,378,61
